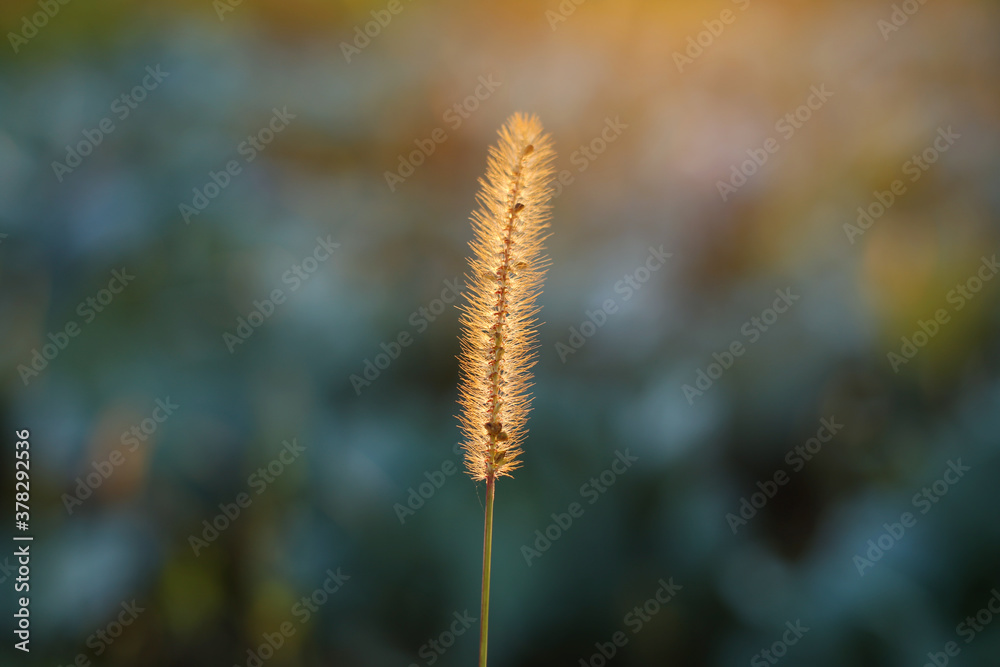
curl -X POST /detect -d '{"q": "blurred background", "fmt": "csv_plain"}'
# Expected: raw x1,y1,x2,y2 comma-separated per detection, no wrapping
2,0,1000,665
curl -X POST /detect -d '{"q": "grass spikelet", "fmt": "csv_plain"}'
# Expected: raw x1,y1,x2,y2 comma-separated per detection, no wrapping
457,112,556,667
458,112,556,483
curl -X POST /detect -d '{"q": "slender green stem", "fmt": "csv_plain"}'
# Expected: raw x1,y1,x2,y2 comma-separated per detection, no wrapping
479,475,495,667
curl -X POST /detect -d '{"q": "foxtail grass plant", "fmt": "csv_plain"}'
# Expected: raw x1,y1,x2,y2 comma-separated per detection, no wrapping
457,113,556,667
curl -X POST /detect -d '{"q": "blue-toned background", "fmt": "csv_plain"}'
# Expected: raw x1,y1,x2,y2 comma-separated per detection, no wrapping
2,0,1000,665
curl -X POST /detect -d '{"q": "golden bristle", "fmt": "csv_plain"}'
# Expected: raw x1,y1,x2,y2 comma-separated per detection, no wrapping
457,113,556,482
